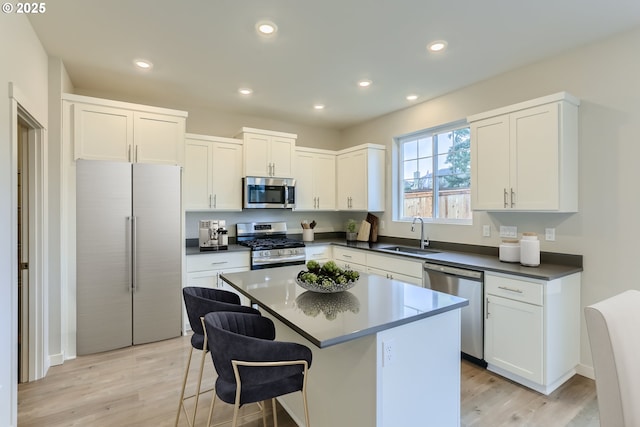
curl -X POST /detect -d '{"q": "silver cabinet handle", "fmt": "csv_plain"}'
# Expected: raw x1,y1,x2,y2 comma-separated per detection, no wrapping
486,297,490,319
128,216,134,292
503,188,508,208
209,194,213,208
128,145,132,162
135,145,139,163
498,285,523,293
316,196,319,208
213,194,217,208
342,254,352,258
131,216,137,292
210,261,228,265
510,188,515,208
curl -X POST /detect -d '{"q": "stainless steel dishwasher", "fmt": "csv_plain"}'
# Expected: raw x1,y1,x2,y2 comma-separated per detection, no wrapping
423,262,485,365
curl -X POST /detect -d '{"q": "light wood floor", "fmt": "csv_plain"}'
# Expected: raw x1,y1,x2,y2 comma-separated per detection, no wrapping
18,335,598,427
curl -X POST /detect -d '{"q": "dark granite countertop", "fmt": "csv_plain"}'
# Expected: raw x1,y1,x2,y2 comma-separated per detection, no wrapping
187,236,582,281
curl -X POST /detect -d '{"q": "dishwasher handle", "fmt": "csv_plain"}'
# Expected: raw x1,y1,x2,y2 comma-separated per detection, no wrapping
423,262,483,281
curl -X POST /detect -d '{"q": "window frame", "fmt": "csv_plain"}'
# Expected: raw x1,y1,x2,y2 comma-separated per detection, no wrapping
394,120,472,225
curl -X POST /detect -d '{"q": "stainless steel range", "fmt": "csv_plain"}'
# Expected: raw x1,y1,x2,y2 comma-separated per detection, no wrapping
236,222,306,270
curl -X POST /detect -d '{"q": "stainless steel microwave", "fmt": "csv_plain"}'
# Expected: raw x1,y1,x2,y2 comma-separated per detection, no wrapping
243,177,296,209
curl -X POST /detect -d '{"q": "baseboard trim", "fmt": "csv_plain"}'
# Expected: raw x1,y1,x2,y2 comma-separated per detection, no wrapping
575,363,595,379
48,352,65,366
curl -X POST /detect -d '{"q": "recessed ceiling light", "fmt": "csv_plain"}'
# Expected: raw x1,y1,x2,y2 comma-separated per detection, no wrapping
406,94,419,101
314,104,325,110
238,88,253,95
256,21,277,36
358,79,372,88
427,40,448,53
134,59,153,70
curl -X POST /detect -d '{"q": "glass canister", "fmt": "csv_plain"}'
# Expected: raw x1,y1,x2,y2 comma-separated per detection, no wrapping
520,232,540,267
499,239,520,263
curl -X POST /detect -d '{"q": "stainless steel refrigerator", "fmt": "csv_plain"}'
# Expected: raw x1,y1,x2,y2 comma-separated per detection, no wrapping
76,160,182,355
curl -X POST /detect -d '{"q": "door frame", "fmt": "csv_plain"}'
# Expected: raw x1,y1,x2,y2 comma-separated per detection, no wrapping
9,83,48,384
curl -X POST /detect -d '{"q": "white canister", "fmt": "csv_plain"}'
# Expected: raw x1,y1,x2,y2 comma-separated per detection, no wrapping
499,239,520,263
302,229,314,242
520,232,540,267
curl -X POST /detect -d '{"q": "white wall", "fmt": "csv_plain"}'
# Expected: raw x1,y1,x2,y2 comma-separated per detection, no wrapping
46,58,73,366
0,14,49,427
340,26,640,371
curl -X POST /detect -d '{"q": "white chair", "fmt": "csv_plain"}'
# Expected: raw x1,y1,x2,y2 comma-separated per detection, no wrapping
584,290,640,427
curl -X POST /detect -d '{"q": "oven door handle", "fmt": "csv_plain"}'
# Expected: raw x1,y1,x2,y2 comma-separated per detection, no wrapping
253,254,306,266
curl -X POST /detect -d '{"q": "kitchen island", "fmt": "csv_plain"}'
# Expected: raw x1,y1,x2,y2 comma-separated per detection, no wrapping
220,266,468,427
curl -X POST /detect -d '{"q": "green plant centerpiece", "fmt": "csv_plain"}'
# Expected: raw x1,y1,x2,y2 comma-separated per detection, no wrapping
346,219,358,241
296,260,360,293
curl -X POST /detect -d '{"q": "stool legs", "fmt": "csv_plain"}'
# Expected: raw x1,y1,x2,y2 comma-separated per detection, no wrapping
175,346,194,426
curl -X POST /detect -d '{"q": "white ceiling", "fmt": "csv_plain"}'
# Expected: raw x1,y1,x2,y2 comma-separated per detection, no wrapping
28,0,640,130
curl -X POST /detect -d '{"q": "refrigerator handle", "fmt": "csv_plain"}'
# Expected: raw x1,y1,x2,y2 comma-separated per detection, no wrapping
131,216,137,293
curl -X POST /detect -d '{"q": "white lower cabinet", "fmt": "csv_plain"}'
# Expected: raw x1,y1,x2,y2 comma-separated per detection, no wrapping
184,251,251,333
333,246,367,273
484,271,581,395
332,246,423,286
366,253,423,286
305,245,333,263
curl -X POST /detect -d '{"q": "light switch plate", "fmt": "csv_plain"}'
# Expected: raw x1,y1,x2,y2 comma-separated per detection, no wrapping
499,226,518,238
545,228,556,241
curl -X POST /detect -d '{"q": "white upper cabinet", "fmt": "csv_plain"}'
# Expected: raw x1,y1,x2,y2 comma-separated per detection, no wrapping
336,144,385,211
134,111,186,165
238,127,296,178
468,92,579,212
294,147,336,211
65,94,187,165
184,133,243,211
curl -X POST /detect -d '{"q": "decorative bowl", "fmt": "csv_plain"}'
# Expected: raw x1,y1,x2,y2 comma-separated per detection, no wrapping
295,276,358,294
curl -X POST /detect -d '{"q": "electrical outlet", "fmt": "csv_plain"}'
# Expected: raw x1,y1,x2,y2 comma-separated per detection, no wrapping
482,225,491,237
545,228,556,241
382,339,395,367
380,220,386,230
499,226,518,238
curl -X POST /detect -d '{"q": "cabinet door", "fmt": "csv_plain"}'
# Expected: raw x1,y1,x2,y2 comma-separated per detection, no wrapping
184,139,213,210
244,133,271,176
511,103,560,210
485,294,543,383
471,115,510,210
270,136,295,178
314,153,336,210
211,142,243,210
73,103,133,162
134,112,185,165
294,151,316,210
337,151,366,210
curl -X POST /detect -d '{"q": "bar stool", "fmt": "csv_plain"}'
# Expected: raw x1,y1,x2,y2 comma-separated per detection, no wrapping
175,287,260,427
203,311,313,427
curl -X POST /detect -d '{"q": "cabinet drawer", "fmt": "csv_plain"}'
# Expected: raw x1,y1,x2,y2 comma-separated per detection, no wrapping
186,251,250,272
333,247,367,265
486,273,543,306
366,253,423,278
305,245,332,261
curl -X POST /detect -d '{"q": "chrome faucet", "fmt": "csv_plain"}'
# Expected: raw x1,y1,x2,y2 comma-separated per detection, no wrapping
411,216,429,249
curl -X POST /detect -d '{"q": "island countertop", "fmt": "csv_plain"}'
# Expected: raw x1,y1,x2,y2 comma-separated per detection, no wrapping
220,265,468,348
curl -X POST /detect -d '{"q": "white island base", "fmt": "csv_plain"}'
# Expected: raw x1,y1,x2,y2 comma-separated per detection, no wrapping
268,309,461,427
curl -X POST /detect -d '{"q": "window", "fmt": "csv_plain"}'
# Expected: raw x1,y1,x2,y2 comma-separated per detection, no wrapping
397,121,471,222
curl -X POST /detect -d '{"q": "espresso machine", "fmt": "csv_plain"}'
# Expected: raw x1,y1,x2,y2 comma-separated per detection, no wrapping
199,220,228,251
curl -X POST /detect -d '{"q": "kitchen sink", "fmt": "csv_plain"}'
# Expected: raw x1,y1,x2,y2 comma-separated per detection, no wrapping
378,245,440,256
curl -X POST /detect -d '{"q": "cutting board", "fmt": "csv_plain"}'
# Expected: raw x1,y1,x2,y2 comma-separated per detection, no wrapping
356,220,371,241
366,213,379,242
